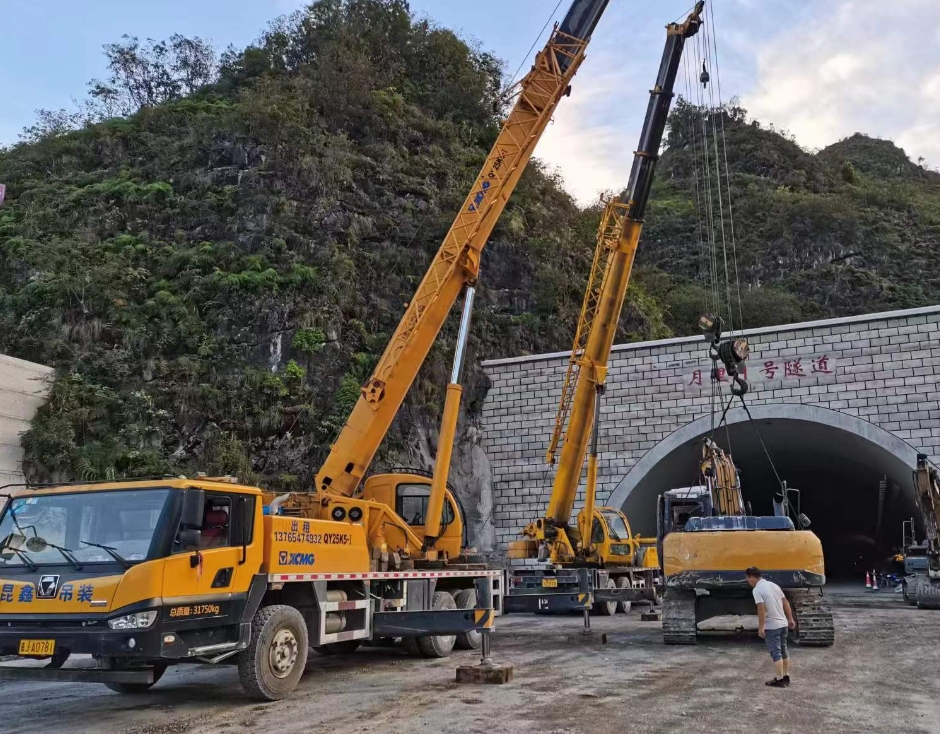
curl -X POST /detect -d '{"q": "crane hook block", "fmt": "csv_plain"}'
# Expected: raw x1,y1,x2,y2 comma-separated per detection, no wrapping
700,61,710,88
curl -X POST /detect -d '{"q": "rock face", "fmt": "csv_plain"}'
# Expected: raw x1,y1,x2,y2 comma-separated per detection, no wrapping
403,412,496,554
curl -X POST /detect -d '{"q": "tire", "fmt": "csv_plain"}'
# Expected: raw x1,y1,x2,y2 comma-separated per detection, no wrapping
104,664,167,694
453,589,482,650
237,604,309,701
416,591,457,658
616,576,633,614
594,578,617,616
313,640,362,655
402,635,422,657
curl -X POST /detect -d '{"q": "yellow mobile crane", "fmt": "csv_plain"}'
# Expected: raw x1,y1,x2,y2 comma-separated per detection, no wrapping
506,3,704,617
0,0,610,699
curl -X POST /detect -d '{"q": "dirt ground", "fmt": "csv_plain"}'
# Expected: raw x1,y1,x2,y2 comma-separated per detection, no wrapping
2,589,938,734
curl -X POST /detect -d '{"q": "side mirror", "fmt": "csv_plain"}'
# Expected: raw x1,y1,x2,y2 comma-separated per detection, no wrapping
798,513,811,529
179,528,202,552
0,532,23,559
181,489,205,529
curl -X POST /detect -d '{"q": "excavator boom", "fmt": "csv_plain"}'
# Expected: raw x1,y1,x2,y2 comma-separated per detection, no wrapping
316,0,610,497
545,3,704,530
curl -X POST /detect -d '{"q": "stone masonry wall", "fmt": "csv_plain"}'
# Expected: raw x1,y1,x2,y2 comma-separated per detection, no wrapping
480,305,940,554
0,354,54,486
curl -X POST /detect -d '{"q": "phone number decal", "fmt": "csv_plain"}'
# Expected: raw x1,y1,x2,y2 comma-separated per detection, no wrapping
275,528,352,545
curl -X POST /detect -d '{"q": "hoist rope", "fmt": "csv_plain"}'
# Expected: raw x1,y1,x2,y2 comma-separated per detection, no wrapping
707,1,745,333
501,0,565,98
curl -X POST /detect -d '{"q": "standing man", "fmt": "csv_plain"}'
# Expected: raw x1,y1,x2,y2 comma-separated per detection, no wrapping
746,566,796,688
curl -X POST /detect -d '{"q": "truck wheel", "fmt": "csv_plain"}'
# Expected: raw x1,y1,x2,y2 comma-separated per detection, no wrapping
616,577,633,614
454,588,482,650
238,604,308,701
594,578,617,616
417,591,457,658
104,664,167,694
313,640,361,655
402,636,422,656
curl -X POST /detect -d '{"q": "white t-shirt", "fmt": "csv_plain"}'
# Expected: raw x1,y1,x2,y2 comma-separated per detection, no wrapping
752,579,788,630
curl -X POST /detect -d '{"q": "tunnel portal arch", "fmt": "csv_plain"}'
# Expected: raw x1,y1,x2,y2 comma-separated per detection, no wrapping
608,403,921,578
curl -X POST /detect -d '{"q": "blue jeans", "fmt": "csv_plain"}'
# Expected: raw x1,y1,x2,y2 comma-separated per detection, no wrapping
764,626,789,662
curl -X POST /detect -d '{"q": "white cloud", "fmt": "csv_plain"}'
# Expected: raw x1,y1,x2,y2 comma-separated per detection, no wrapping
743,0,940,168
535,70,633,206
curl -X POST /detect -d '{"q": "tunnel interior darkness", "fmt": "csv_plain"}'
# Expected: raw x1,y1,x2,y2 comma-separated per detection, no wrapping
616,412,921,581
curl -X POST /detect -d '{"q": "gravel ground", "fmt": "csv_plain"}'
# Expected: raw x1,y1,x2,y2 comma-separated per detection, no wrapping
2,590,938,734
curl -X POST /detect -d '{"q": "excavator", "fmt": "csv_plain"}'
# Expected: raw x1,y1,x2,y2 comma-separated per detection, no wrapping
657,317,835,645
0,0,610,698
907,455,940,608
506,3,705,618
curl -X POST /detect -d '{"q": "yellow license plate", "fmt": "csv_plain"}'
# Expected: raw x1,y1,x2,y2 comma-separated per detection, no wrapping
19,639,55,656
541,578,558,588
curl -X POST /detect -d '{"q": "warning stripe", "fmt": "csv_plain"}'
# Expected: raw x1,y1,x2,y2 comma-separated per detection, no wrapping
269,569,502,582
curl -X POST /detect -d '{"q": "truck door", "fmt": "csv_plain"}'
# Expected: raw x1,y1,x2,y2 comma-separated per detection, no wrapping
162,490,255,612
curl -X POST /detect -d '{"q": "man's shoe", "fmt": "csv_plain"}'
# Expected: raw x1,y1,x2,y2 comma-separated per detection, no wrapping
782,675,791,687
765,678,787,687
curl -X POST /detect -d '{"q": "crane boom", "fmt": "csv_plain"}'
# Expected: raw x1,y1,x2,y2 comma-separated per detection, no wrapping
544,3,704,531
316,0,610,496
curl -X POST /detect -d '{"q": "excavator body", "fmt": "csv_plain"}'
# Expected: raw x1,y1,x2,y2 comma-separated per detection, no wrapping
659,440,834,646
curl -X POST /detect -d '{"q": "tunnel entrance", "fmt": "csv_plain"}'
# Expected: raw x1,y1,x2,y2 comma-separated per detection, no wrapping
609,405,921,581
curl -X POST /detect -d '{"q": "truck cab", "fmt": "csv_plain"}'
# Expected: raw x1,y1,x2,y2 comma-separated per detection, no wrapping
0,479,266,676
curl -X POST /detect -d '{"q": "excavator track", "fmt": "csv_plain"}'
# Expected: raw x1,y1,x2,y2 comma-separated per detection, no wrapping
916,579,940,609
662,589,697,645
786,589,834,647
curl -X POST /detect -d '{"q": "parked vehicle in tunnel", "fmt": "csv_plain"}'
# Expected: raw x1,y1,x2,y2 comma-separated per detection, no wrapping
658,436,835,647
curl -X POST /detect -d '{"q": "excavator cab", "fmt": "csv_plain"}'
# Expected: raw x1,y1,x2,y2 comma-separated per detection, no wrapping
658,487,712,536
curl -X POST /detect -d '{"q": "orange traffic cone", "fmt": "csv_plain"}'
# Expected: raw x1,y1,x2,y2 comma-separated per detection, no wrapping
865,572,872,589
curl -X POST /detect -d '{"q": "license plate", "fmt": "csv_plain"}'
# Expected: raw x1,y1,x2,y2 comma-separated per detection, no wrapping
19,639,55,656
541,578,558,588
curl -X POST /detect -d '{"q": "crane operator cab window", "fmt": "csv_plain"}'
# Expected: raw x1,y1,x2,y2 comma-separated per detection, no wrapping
396,484,454,527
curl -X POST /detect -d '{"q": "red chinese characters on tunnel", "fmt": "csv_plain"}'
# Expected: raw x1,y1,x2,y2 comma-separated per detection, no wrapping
682,354,837,390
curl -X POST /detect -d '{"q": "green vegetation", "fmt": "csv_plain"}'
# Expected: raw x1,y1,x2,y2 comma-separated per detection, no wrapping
2,2,938,485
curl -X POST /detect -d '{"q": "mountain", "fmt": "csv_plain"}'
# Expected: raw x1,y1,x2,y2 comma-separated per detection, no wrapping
637,101,940,334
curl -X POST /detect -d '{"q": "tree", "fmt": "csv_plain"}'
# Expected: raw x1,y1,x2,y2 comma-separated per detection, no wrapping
87,34,218,118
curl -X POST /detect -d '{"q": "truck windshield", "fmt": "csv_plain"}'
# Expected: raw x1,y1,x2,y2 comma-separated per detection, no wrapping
0,488,174,566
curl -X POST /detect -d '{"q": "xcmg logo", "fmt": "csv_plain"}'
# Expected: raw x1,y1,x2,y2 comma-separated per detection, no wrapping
278,551,316,566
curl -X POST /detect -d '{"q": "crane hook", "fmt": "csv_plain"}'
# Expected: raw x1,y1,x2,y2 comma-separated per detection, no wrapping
700,61,710,89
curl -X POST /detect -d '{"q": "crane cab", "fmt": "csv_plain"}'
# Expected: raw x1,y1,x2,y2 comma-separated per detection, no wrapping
359,472,465,560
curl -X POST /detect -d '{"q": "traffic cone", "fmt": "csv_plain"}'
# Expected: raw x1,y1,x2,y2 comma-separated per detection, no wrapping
865,572,872,589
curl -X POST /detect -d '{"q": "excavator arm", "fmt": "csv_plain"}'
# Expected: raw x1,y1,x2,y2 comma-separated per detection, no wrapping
532,3,705,551
316,0,611,497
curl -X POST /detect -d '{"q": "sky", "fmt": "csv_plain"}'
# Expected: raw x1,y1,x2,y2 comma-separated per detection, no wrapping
1,0,939,205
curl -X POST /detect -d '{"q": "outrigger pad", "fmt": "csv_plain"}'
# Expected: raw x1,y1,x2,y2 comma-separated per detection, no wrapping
456,663,514,684
565,631,607,646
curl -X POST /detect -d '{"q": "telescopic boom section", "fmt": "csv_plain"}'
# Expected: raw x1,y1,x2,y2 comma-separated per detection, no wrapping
544,3,704,529
316,1,610,496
